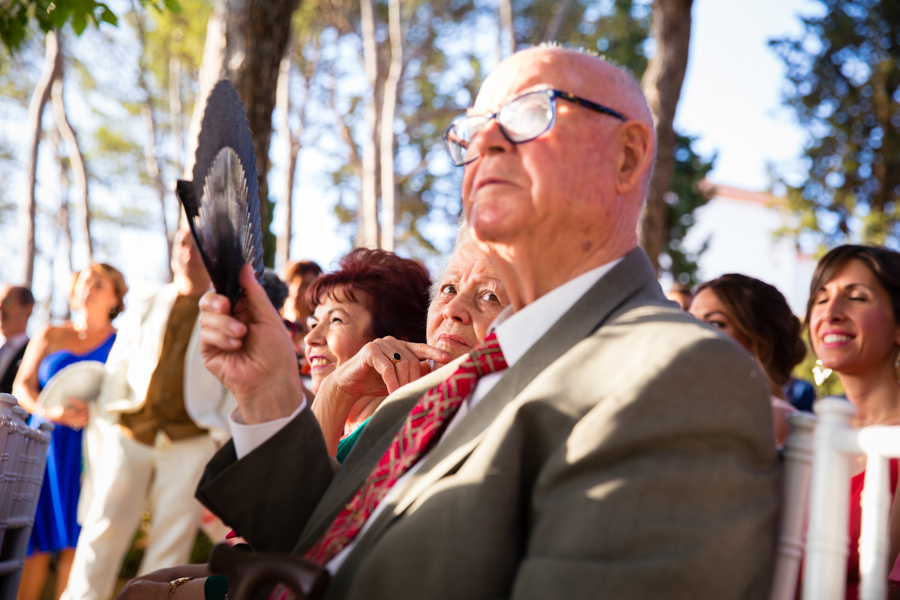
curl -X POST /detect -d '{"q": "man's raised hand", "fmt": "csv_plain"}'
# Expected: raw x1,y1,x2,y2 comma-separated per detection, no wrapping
199,264,304,424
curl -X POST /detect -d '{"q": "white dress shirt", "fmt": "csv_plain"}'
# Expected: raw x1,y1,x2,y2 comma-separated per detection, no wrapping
0,333,29,384
229,257,622,572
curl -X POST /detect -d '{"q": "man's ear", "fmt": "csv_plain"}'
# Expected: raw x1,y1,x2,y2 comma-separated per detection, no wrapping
615,120,655,194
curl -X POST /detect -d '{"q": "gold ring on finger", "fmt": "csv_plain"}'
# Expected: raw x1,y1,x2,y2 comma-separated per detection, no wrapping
390,352,402,365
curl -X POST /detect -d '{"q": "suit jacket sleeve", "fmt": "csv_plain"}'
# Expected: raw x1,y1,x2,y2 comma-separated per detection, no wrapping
510,335,779,600
196,407,335,554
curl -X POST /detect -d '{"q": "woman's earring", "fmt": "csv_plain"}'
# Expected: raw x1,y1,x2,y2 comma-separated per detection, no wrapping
812,359,832,386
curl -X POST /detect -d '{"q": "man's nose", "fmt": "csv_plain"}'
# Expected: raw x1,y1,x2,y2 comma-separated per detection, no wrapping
468,118,514,161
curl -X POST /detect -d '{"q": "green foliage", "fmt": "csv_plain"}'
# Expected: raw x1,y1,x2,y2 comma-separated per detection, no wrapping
0,0,184,68
771,0,900,249
1,0,116,54
141,0,210,108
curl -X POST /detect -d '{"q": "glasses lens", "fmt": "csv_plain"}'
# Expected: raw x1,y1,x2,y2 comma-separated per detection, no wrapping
445,115,487,165
497,92,553,142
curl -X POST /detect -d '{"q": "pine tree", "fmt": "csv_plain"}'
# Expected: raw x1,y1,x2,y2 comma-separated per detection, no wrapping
771,0,900,247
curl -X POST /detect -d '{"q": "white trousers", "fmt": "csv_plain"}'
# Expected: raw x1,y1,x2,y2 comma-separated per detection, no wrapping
62,420,217,600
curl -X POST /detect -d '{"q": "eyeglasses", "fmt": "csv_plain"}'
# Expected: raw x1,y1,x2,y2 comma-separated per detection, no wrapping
442,88,627,166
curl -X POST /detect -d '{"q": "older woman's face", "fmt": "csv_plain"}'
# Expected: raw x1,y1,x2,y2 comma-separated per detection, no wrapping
304,286,374,393
427,243,508,359
809,259,900,376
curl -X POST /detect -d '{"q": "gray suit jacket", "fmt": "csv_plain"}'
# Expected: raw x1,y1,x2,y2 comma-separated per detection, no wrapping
197,248,780,600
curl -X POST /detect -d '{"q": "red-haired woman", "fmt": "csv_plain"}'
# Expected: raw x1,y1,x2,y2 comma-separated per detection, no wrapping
303,249,450,461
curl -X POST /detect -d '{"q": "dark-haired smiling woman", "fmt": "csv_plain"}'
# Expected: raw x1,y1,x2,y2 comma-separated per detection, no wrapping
805,245,900,600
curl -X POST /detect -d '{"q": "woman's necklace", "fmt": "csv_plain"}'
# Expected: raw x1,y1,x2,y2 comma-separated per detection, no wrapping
74,323,109,341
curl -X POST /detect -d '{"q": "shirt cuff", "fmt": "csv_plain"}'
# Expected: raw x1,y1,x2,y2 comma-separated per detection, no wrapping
230,400,307,460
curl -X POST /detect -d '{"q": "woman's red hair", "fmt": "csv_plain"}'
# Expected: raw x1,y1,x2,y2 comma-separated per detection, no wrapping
306,248,430,343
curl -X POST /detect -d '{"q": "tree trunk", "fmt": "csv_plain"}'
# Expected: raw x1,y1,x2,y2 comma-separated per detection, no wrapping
133,2,174,280
379,0,403,252
359,0,381,249
51,130,73,320
498,0,515,59
51,37,93,264
542,0,574,43
276,47,303,267
186,0,303,265
21,30,61,287
170,55,184,173
638,0,693,273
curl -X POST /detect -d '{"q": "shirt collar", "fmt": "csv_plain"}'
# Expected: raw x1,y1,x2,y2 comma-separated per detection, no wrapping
491,258,623,367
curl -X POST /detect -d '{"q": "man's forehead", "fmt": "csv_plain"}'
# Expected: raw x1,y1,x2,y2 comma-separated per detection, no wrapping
472,50,598,112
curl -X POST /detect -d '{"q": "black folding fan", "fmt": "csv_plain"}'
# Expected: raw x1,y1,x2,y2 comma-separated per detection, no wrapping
176,80,265,306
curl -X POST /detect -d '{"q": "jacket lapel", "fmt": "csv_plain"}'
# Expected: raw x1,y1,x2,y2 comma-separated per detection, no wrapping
294,357,468,552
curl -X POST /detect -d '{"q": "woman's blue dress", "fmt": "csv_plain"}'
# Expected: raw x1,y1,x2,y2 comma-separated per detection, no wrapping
27,333,116,555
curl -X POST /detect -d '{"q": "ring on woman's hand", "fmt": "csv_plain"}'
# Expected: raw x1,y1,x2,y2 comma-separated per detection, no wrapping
390,352,402,365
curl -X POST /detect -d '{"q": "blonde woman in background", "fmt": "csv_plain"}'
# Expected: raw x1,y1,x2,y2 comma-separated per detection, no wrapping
13,263,127,600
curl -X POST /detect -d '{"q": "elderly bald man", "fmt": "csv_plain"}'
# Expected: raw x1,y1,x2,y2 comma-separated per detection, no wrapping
123,46,778,600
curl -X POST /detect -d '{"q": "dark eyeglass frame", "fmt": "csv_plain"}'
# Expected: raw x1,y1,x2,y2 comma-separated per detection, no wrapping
442,88,628,166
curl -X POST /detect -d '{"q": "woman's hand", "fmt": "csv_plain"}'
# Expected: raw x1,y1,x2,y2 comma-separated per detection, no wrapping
328,337,451,401
42,398,89,428
199,265,304,424
312,338,451,456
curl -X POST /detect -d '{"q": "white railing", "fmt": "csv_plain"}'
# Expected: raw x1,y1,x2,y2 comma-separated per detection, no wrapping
769,411,817,600
771,397,900,600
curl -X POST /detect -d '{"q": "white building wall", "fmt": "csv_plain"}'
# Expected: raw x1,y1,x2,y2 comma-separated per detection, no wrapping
683,185,816,315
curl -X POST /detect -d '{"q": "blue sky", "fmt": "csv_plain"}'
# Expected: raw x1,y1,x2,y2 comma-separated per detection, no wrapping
675,0,819,191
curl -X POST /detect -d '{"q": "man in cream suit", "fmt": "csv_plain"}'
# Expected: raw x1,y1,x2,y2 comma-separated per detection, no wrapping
127,47,778,600
65,229,234,600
